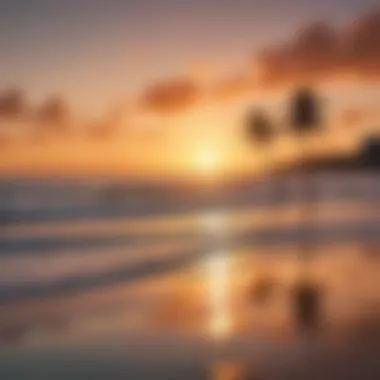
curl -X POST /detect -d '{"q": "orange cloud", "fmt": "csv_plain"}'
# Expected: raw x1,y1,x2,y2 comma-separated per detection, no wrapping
0,133,9,147
344,10,380,78
136,9,380,116
211,73,256,101
0,88,27,120
256,9,380,87
139,78,201,114
339,107,368,129
33,95,72,137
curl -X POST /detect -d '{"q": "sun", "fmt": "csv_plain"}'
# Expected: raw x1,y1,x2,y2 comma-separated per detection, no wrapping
194,148,224,176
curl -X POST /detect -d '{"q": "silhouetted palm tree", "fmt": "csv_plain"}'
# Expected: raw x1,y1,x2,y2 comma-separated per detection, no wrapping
245,109,274,145
289,87,324,333
245,109,279,304
245,108,283,204
289,87,323,255
245,108,275,177
290,88,321,134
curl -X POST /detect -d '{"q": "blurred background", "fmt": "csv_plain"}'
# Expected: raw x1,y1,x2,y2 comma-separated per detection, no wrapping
0,1,379,379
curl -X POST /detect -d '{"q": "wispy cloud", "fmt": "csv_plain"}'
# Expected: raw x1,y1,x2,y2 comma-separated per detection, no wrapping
0,88,27,120
139,78,201,114
256,9,380,87
138,8,380,116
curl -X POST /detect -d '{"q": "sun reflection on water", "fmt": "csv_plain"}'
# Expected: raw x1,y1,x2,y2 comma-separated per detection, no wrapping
206,251,231,339
199,211,232,339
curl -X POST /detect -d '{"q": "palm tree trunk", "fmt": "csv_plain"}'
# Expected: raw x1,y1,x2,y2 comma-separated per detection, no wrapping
298,139,317,264
293,139,321,333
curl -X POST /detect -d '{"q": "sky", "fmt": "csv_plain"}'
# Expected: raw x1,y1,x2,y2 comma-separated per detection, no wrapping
1,0,378,114
0,0,379,178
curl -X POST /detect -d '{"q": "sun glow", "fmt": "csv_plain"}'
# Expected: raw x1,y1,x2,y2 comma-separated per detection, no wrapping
207,251,231,339
201,212,232,339
193,146,225,177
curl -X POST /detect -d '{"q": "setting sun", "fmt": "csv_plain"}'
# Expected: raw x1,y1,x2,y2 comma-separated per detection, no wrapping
197,150,223,173
191,144,228,179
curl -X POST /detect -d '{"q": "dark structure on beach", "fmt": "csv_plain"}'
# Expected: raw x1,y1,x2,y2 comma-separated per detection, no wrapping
362,134,380,170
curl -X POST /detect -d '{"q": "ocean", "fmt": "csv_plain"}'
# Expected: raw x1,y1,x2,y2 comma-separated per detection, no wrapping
0,172,379,379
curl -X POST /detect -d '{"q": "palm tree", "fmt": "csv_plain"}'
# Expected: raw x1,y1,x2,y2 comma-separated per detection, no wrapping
245,109,279,304
245,109,275,178
245,108,285,211
290,88,321,135
288,87,324,332
245,109,274,145
289,87,323,255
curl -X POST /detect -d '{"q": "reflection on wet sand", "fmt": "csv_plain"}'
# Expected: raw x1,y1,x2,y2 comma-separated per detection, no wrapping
211,361,245,380
0,197,379,380
0,244,379,380
206,251,231,339
0,244,379,345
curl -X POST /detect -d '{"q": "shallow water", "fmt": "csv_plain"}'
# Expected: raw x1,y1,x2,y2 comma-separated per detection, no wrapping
0,172,379,379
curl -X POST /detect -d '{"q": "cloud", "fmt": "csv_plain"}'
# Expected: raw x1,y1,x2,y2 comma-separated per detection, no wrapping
0,133,9,147
211,73,256,101
0,88,27,120
135,9,380,116
339,107,368,129
187,60,216,81
338,105,380,131
256,9,380,87
89,105,127,140
36,95,69,125
344,9,380,77
139,78,201,114
257,22,339,87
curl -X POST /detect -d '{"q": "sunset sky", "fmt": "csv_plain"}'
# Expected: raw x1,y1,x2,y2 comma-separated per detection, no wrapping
1,0,379,178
